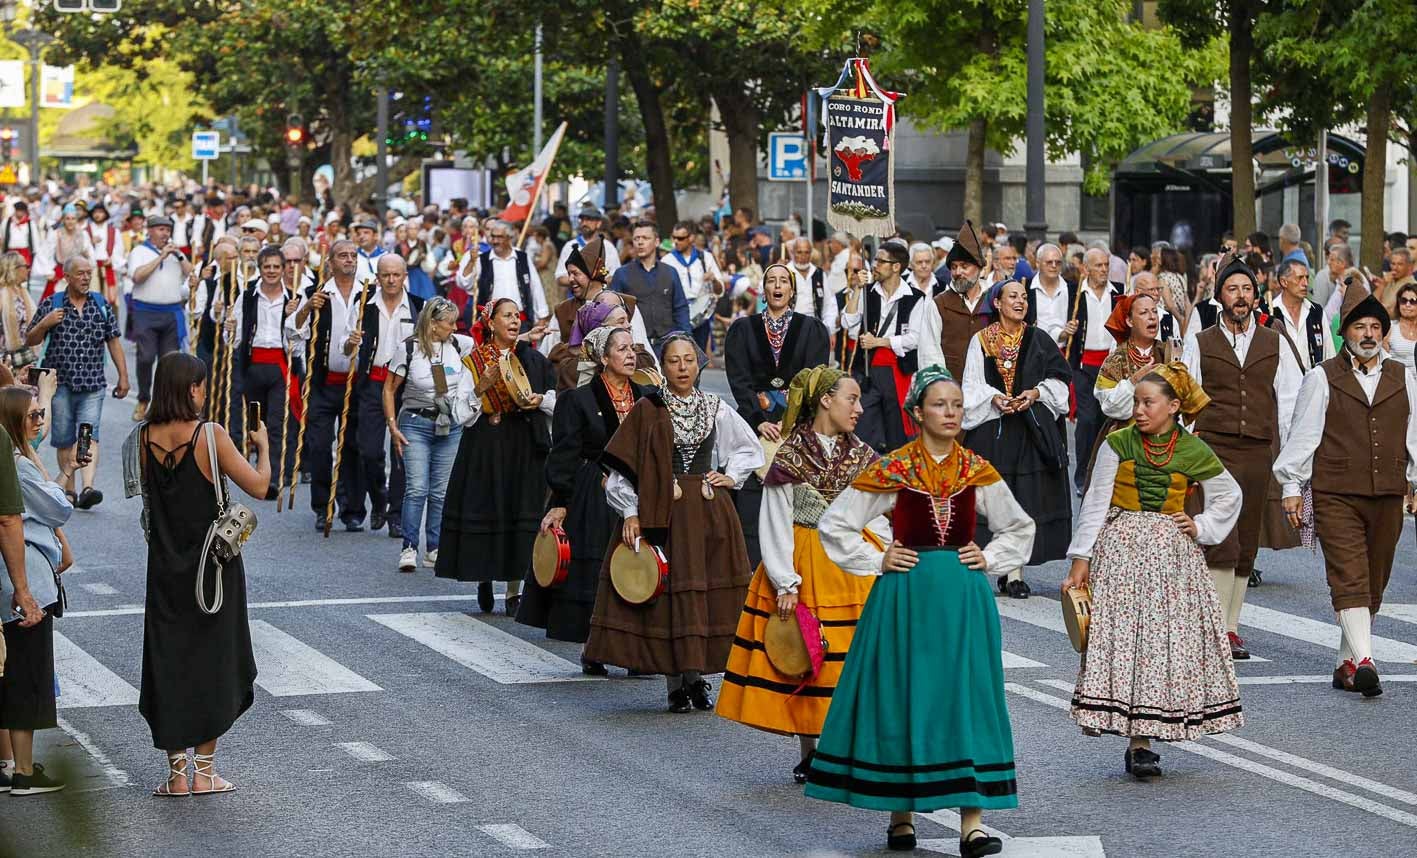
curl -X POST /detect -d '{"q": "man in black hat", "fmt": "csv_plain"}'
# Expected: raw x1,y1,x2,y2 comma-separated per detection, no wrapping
128,214,194,420
919,220,991,381
554,206,619,292
84,202,125,305
1274,283,1417,698
1182,253,1302,660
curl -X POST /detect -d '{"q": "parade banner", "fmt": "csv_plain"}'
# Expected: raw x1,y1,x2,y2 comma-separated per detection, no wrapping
816,59,903,238
502,121,567,228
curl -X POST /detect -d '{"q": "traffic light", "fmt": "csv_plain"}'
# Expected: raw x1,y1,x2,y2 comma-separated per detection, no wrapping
0,128,14,163
284,113,305,147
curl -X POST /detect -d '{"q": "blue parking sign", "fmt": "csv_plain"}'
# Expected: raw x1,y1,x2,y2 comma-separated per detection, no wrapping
768,132,807,182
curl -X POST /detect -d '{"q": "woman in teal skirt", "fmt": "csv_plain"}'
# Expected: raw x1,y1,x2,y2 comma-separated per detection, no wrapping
811,365,1036,856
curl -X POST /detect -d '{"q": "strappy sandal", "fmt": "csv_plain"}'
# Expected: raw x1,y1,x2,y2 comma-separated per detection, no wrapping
190,752,236,795
152,753,189,797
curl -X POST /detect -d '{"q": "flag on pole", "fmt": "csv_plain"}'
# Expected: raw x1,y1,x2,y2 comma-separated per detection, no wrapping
501,121,567,224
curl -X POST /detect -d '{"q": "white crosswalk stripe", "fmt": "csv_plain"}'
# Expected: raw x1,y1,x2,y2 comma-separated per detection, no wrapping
1240,604,1417,664
369,612,597,684
248,620,382,697
53,631,140,708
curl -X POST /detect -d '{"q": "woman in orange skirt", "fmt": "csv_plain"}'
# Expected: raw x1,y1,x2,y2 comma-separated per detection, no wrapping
716,366,883,783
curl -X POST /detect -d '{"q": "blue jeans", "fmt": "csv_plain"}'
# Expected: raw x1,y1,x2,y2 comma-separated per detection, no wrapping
50,386,105,449
398,412,462,551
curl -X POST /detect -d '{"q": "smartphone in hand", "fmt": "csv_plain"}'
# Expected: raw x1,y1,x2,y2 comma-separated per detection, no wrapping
247,401,262,430
76,422,93,466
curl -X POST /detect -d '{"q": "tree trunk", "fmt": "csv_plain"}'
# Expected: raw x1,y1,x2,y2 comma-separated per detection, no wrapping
713,88,761,225
1229,4,1256,242
963,117,986,227
1360,79,1393,272
614,32,678,232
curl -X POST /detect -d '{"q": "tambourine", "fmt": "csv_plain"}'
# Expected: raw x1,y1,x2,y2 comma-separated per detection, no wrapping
755,436,782,481
630,367,663,388
532,526,570,588
764,614,814,679
500,350,539,409
609,538,668,605
1062,586,1092,653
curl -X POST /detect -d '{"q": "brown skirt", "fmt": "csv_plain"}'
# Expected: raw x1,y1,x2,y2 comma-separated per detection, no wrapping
583,473,752,675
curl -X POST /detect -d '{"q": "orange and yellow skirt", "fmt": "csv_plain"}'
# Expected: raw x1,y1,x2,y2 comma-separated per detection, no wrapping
716,525,881,737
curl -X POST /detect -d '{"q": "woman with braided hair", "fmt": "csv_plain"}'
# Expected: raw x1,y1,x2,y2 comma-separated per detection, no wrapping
716,366,881,784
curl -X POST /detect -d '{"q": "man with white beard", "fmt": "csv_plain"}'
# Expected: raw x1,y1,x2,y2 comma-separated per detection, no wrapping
1274,285,1417,699
917,221,990,380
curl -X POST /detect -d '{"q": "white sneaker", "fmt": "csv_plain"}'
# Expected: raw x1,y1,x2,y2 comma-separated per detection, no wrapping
398,547,417,572
423,548,438,568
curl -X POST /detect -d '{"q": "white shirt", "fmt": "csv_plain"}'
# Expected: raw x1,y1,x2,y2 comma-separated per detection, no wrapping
1270,296,1335,371
86,221,126,273
960,333,1071,430
459,249,551,320
390,334,481,425
287,280,362,374
554,233,622,280
1030,276,1070,345
818,469,1036,576
355,247,386,284
604,398,764,518
1068,439,1241,560
229,284,292,349
661,248,723,302
348,289,416,370
127,241,186,304
916,285,985,373
788,263,839,333
839,282,927,357
1080,280,1115,352
1181,317,1304,446
1274,356,1417,497
826,247,850,298
171,215,191,248
5,217,31,249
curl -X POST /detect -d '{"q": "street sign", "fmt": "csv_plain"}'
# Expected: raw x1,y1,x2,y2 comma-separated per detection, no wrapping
192,130,220,161
0,165,16,185
767,132,807,182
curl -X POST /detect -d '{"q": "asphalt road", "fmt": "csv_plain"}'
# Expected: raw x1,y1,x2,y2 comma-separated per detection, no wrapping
4,361,1417,858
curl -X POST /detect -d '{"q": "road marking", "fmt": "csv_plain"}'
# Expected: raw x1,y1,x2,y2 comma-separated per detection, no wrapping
404,781,469,803
79,582,119,596
1001,651,1047,669
477,824,550,850
53,630,140,708
919,808,1106,856
997,596,1268,661
1006,682,1417,829
55,715,133,789
1379,604,1417,628
65,593,503,618
1234,675,1417,685
280,709,331,726
369,612,596,684
248,620,381,696
1207,733,1417,808
1241,604,1417,663
336,741,394,762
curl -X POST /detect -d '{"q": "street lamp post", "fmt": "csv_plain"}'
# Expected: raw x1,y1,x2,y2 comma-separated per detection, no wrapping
1023,0,1047,243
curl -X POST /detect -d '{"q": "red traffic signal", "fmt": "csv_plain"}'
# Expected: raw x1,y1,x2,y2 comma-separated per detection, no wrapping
0,128,13,142
284,113,305,146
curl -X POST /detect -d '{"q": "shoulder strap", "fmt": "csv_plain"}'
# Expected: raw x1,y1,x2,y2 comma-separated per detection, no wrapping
203,422,227,513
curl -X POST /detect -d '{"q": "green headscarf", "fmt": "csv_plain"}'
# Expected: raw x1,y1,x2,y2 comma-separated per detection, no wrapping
904,364,957,411
780,366,847,429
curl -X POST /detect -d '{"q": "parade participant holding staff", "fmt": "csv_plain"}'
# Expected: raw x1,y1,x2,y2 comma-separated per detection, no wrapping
85,202,126,306
839,242,926,453
584,333,762,711
961,279,1072,598
724,263,830,568
918,221,990,382
1064,364,1244,780
517,325,647,667
345,254,423,537
1064,248,1126,496
716,366,880,784
1274,286,1417,698
383,298,473,572
436,298,556,615
287,239,367,532
808,366,1034,857
1181,253,1302,659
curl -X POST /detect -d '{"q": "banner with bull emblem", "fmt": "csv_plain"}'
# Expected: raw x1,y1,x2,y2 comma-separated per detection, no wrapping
816,58,903,238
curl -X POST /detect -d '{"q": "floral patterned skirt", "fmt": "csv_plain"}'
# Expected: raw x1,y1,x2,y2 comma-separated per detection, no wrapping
1070,509,1244,741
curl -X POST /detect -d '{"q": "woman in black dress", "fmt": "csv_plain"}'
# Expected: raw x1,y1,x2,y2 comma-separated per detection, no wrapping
436,298,557,614
724,262,830,568
517,325,645,670
136,352,269,796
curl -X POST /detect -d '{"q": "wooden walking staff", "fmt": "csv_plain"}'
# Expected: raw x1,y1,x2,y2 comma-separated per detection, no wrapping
324,277,373,537
286,258,328,513
275,263,302,512
217,257,240,429
1059,282,1085,355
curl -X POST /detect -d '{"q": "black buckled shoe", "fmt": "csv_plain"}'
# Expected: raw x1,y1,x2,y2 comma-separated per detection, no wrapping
580,659,608,676
1004,578,1031,599
1353,658,1383,697
341,516,364,532
1248,569,1263,588
314,515,328,533
667,688,692,713
959,829,1003,858
1124,747,1162,779
505,594,521,617
370,511,386,532
886,822,916,851
792,751,815,784
387,520,403,539
688,679,714,710
477,581,494,613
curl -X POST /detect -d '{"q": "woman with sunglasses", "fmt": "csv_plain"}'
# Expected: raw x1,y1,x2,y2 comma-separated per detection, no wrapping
1386,282,1417,371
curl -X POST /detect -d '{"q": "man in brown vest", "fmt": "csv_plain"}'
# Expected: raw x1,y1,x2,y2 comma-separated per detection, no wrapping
544,237,653,389
1182,253,1302,660
1274,287,1417,697
918,220,989,380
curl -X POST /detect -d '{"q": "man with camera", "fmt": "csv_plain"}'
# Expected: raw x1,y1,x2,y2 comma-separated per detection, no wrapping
127,215,193,422
22,258,130,508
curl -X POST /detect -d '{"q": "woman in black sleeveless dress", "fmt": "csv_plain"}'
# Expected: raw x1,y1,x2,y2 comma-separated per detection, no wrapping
135,352,269,797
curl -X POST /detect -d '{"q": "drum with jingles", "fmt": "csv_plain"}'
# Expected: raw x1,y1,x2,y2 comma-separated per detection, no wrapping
764,614,815,679
609,538,669,605
1062,586,1092,653
532,526,571,588
630,367,663,388
500,349,539,409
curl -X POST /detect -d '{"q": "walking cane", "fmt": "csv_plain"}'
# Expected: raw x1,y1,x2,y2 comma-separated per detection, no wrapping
286,259,327,513
274,268,297,512
220,257,240,434
1059,282,1085,354
325,277,373,537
